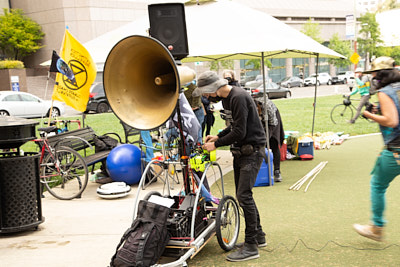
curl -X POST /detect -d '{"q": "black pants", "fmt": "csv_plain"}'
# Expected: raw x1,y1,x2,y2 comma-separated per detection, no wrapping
233,148,265,244
269,137,281,171
202,113,215,137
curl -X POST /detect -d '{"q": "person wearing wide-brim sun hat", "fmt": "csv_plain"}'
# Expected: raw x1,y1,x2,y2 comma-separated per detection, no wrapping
353,56,400,242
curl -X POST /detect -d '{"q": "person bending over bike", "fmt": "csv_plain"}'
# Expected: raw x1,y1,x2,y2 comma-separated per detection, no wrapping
195,71,267,262
347,68,371,124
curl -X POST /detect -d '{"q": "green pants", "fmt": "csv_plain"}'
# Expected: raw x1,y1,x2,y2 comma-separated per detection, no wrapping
370,149,400,227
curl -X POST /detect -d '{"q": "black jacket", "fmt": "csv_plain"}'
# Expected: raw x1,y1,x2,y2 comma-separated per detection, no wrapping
215,86,266,148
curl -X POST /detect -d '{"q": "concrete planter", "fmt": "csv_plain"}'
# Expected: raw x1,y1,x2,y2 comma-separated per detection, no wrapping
0,69,27,92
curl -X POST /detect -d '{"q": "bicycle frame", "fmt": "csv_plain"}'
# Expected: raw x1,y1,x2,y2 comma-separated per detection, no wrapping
35,133,90,188
36,138,63,184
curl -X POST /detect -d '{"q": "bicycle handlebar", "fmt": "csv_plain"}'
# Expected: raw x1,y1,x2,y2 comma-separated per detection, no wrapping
48,120,81,129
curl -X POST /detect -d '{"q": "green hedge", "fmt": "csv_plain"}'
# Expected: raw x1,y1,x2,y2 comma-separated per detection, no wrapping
0,60,24,69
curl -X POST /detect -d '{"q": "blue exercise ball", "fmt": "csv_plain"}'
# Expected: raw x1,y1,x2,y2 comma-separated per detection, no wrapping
106,144,142,185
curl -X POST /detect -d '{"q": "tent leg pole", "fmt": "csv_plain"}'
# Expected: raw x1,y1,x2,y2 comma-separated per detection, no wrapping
261,52,272,185
311,53,319,136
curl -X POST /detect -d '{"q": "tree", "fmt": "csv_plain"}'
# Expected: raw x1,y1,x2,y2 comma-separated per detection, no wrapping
376,46,400,65
209,59,234,72
357,12,383,64
244,58,272,71
376,0,400,12
0,8,44,60
300,18,323,43
327,33,352,68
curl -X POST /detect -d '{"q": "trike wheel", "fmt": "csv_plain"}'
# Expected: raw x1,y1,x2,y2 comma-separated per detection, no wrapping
41,146,88,200
216,195,240,251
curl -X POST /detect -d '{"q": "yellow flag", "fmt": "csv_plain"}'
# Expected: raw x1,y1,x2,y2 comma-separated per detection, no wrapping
52,30,96,112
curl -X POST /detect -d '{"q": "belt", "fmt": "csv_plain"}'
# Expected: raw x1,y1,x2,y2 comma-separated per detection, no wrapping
230,144,265,157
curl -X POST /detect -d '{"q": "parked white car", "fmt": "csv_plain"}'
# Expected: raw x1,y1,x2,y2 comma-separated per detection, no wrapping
337,71,354,84
304,72,332,86
0,91,65,118
347,76,355,91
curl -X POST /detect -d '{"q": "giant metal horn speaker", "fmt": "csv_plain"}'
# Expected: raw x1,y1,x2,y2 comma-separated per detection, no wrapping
103,35,195,130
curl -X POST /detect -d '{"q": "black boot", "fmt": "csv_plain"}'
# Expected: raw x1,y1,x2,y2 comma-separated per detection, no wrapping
274,170,282,182
235,232,267,248
226,243,259,262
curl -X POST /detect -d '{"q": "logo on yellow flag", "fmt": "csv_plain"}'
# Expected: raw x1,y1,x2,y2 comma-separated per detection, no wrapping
350,52,361,65
52,30,96,112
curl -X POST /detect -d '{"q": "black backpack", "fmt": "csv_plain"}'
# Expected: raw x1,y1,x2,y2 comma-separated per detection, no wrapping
93,135,119,152
110,200,171,267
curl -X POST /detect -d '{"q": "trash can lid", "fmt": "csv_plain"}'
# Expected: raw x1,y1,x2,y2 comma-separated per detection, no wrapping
0,116,39,149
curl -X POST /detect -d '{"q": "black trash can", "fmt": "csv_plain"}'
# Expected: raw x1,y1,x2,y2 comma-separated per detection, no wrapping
0,153,44,233
0,116,44,234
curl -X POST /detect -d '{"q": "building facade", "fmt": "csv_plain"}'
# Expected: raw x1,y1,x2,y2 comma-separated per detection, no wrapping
1,0,378,82
6,0,148,67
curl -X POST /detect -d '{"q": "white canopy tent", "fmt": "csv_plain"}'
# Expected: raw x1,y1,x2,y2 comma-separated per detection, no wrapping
181,1,344,61
376,9,400,47
84,0,344,69
82,0,345,184
83,0,344,131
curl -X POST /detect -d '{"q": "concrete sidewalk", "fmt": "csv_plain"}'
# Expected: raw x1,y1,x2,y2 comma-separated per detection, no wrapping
0,150,233,267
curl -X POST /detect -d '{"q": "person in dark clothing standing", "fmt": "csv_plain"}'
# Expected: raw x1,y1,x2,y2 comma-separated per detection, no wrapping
223,69,240,87
194,71,267,262
220,69,239,126
201,95,215,137
253,97,285,182
183,80,205,144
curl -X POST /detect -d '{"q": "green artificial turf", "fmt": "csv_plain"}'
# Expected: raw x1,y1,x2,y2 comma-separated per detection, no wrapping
18,96,400,265
189,134,400,266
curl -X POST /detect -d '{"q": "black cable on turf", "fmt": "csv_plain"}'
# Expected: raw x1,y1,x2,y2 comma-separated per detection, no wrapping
259,239,400,253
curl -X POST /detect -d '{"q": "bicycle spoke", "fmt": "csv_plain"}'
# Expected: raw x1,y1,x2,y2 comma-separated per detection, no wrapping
41,146,88,200
216,196,240,251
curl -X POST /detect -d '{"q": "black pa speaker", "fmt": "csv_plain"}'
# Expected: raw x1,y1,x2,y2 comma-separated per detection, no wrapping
148,3,189,60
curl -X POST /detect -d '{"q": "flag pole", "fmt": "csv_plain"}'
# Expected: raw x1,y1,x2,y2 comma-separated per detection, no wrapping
45,70,55,126
44,70,51,100
40,70,52,127
48,29,66,125
47,100,54,126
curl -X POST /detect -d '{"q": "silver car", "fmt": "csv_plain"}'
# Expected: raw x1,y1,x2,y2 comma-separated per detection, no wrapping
0,91,65,118
250,82,291,99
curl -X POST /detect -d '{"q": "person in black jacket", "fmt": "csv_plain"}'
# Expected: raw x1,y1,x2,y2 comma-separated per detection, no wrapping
253,97,285,182
201,95,215,137
222,69,240,87
194,71,267,262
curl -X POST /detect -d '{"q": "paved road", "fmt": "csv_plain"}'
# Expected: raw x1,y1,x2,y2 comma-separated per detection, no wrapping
63,84,351,116
289,83,351,99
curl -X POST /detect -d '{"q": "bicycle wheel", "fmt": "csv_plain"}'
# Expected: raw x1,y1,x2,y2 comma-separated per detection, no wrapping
216,195,240,251
330,104,353,124
205,162,224,201
41,146,88,200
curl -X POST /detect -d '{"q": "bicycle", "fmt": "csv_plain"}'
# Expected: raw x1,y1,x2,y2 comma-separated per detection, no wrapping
141,126,181,190
330,95,373,124
49,119,81,133
34,125,89,200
